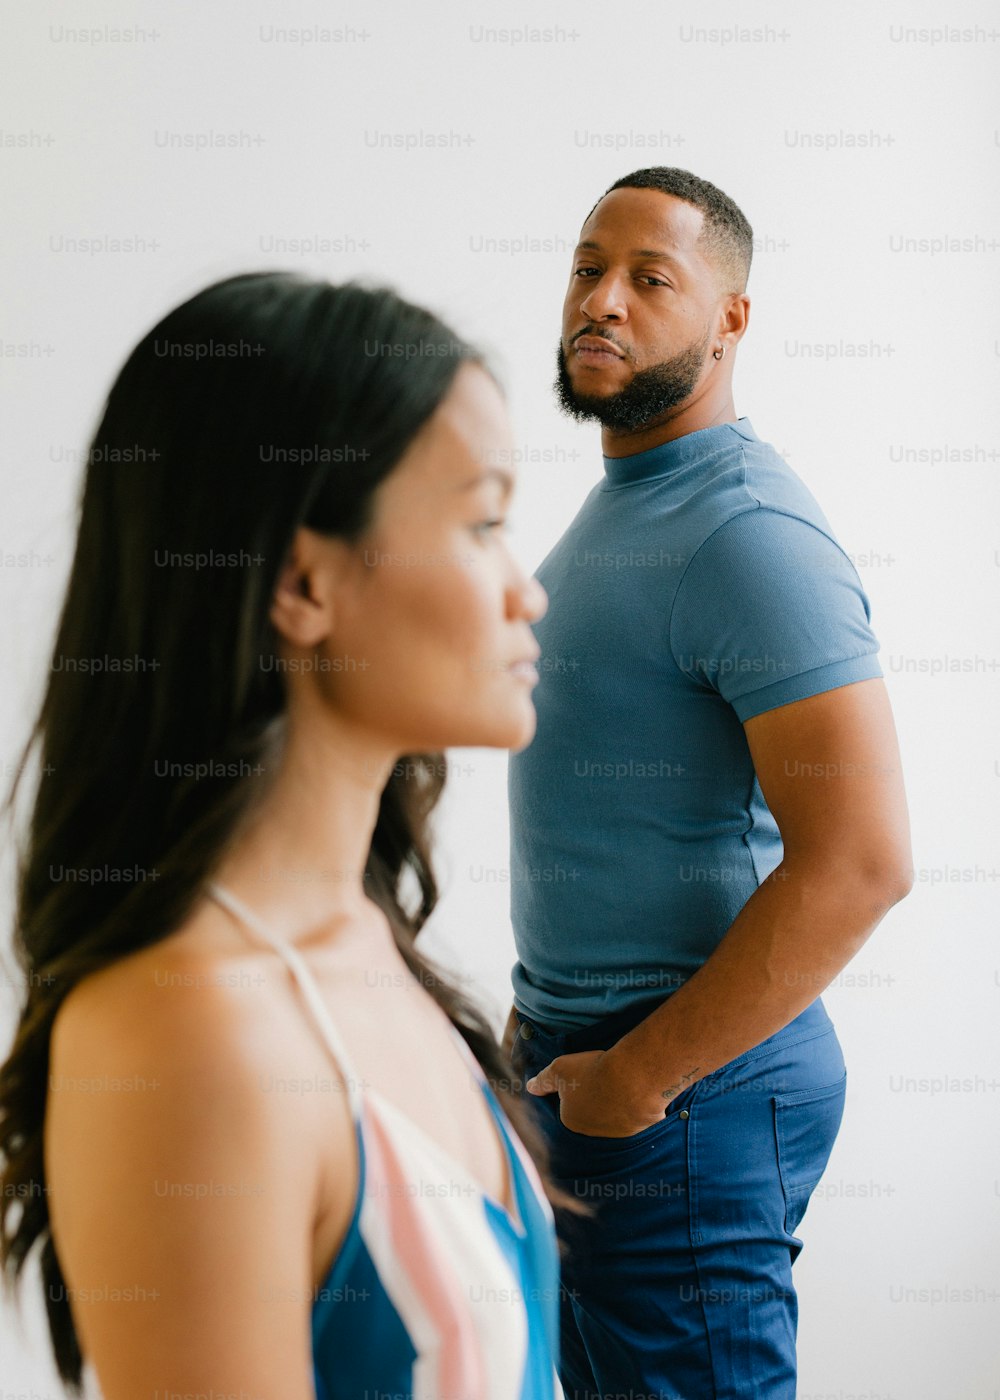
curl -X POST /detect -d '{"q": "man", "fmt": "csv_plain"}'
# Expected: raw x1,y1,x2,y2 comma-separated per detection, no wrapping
504,168,912,1399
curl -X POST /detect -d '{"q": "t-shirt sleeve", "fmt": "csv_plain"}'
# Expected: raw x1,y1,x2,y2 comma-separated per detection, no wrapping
668,507,883,722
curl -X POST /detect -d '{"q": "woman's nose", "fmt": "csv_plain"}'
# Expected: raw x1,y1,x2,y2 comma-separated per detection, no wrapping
515,574,547,623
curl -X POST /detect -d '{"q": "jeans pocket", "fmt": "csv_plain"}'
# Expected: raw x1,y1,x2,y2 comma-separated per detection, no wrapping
772,1071,847,1245
554,1075,703,1153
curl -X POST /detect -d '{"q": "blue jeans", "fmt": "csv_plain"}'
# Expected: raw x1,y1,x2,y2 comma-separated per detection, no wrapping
511,997,847,1400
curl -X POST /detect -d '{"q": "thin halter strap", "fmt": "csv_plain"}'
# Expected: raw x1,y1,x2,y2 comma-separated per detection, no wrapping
206,880,364,1117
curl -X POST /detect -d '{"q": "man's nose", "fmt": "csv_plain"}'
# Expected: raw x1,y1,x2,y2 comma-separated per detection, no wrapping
579,272,627,322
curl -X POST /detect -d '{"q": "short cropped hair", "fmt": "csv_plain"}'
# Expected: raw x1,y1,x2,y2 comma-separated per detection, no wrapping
586,167,754,293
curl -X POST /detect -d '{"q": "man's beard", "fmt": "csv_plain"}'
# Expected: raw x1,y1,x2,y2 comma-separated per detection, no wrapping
554,328,711,434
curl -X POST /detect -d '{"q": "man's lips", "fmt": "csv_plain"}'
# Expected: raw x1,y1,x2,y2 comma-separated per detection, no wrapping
573,335,626,362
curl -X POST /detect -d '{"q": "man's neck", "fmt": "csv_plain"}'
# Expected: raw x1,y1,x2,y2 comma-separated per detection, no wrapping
600,389,738,459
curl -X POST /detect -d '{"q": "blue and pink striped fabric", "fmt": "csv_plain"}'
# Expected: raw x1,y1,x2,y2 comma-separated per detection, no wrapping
207,882,561,1399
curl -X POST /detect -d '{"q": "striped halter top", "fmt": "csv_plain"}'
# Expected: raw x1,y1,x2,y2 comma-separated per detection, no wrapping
207,881,561,1400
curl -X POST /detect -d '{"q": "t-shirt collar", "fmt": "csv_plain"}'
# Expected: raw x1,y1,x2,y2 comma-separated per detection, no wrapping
602,417,757,488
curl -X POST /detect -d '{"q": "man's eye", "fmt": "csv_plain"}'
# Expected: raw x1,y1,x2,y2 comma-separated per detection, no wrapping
573,267,600,278
639,275,670,287
473,518,508,535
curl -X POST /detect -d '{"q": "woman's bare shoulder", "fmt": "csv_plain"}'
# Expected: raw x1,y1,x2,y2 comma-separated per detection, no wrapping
52,904,288,1061
44,917,350,1399
46,902,351,1174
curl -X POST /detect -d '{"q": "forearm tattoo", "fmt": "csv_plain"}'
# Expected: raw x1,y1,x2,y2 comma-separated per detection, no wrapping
660,1067,701,1103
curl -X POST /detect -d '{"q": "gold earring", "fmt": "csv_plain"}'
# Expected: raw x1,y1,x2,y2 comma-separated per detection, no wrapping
713,345,726,361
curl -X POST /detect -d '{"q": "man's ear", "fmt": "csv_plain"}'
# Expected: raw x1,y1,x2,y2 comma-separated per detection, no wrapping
269,527,337,649
723,292,750,342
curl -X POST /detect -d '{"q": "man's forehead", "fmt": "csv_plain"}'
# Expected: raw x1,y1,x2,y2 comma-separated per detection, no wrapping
580,187,705,250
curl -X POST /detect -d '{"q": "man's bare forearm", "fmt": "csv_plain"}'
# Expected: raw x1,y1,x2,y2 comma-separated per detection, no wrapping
604,856,911,1111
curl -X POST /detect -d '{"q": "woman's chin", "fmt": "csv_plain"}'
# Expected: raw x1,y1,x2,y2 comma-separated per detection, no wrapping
453,707,538,755
500,701,538,754
402,696,538,756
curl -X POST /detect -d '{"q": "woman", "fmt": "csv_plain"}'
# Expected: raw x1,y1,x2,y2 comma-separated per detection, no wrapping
0,272,563,1398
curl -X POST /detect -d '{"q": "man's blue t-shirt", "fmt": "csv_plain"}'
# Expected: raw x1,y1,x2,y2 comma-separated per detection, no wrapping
507,418,883,1032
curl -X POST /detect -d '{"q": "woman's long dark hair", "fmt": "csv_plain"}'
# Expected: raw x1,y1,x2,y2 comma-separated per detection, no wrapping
0,271,571,1392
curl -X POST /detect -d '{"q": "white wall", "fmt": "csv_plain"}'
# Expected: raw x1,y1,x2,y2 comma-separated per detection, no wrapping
2,1,998,1395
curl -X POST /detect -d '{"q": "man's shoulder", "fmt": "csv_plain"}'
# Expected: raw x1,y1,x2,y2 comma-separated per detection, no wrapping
677,487,836,587
735,432,834,529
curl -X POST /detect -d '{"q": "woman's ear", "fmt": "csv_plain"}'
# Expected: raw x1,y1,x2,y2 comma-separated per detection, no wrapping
269,527,337,649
